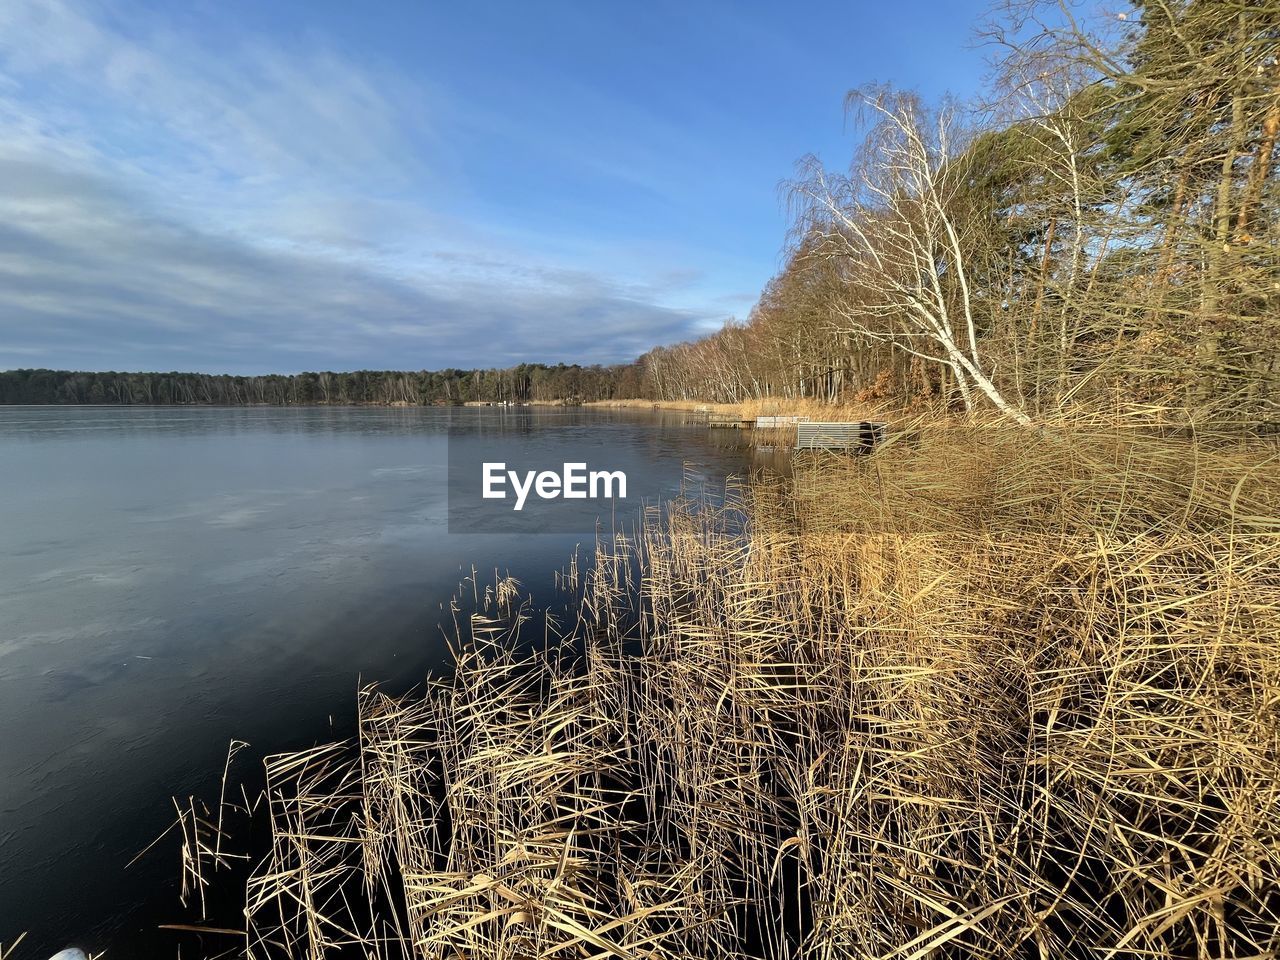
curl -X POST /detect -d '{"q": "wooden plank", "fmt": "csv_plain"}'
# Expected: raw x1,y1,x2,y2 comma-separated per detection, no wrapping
755,415,809,428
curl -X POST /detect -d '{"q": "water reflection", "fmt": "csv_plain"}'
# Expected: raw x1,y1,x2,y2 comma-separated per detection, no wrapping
0,406,773,957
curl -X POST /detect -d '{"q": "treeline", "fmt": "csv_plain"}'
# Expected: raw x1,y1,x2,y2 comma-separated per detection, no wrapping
633,0,1280,421
0,363,648,406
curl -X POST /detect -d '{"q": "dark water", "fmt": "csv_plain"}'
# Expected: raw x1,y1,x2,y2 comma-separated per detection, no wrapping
0,406,772,959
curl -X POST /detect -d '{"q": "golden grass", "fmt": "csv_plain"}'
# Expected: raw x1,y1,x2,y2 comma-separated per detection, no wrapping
195,417,1280,959
586,398,738,413
586,397,897,422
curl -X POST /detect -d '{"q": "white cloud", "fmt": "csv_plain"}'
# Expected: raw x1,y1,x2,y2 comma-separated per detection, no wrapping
0,155,707,371
0,0,727,372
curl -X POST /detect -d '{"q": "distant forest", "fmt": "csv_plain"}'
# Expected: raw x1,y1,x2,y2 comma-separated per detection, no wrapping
0,363,648,406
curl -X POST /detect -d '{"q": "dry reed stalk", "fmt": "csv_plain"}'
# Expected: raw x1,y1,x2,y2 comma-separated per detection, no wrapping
197,417,1280,959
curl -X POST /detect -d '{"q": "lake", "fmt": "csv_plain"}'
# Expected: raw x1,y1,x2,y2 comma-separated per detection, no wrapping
0,406,772,958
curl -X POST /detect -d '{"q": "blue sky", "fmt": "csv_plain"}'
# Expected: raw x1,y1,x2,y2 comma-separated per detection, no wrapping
0,0,994,374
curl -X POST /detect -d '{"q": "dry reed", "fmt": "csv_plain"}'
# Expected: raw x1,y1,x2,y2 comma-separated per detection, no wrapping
200,417,1280,959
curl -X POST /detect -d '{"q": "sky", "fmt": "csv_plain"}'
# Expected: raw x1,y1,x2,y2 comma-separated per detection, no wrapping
0,0,995,374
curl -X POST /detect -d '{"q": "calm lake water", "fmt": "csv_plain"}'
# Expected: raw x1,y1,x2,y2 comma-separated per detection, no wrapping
0,406,770,958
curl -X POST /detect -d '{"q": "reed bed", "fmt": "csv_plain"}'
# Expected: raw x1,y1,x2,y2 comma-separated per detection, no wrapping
586,397,896,423
212,417,1280,959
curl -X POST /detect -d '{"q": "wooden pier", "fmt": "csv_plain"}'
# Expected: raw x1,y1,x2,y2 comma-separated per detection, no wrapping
795,421,888,452
755,415,808,428
690,412,888,450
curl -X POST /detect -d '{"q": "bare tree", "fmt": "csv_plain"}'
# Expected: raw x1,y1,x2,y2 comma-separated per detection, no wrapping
792,87,1032,423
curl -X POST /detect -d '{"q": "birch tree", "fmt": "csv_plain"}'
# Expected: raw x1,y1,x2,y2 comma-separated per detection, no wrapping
792,87,1032,423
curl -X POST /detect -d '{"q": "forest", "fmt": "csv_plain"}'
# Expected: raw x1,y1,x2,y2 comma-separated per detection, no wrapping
637,0,1280,424
0,362,644,406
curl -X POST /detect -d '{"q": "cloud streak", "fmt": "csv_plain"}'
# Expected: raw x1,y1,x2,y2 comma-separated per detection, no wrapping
0,155,707,371
0,0,724,372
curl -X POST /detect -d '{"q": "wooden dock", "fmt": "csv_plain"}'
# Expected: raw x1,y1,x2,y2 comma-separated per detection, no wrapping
795,421,888,452
691,413,888,449
704,414,810,429
755,415,809,428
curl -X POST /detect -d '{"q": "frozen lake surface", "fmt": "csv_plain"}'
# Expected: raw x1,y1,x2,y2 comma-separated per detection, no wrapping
0,405,765,957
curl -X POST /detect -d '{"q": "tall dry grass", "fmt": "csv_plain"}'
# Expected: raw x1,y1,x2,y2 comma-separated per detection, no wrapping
205,418,1280,959
586,396,898,423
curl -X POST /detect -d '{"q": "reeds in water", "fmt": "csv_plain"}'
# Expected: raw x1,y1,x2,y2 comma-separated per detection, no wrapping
217,417,1280,959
